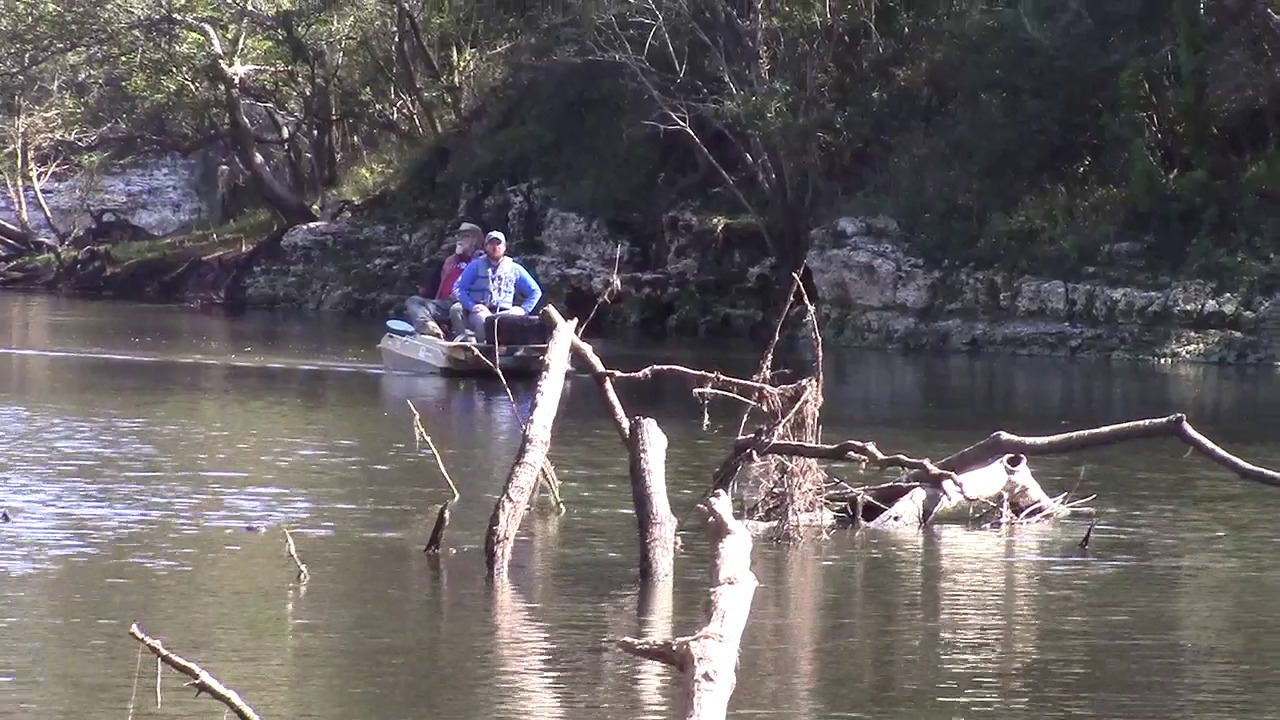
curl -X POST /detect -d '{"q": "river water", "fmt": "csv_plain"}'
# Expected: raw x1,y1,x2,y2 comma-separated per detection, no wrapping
2,293,1280,719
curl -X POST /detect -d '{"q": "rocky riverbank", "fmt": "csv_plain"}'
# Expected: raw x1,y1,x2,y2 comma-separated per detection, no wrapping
239,184,1280,363
809,218,1280,364
4,164,1278,363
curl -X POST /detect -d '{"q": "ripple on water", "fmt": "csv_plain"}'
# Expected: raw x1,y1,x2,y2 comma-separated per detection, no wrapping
0,403,326,573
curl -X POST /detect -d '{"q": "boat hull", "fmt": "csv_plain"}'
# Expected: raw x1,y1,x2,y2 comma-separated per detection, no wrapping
378,332,547,378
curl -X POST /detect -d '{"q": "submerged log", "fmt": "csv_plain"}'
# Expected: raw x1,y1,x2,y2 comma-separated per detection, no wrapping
629,416,677,580
617,489,759,720
832,454,1069,529
484,307,577,578
424,501,451,554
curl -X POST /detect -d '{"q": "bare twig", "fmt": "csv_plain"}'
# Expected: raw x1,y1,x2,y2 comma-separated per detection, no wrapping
538,460,567,515
282,527,310,583
793,270,823,390
128,623,262,720
578,243,623,336
407,400,460,502
605,364,777,396
692,387,762,409
155,657,162,708
462,320,521,424
127,643,142,720
407,399,462,554
739,436,955,482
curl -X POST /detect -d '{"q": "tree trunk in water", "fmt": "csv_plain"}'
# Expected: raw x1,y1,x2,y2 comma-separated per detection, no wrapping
617,489,759,720
484,307,577,578
628,416,677,581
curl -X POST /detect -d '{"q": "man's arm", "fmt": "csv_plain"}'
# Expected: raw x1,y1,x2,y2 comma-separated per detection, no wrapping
453,261,480,311
515,264,543,313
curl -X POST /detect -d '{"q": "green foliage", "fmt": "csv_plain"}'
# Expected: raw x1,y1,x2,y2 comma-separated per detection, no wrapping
4,0,1279,294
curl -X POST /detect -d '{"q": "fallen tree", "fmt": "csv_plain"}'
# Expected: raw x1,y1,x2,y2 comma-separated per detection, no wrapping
585,282,1280,532
912,413,1280,486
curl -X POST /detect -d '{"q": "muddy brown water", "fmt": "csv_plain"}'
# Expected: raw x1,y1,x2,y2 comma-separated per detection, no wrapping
2,293,1280,719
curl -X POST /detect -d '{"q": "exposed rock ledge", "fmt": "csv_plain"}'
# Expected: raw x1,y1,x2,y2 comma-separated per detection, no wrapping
240,184,1279,363
809,218,1280,364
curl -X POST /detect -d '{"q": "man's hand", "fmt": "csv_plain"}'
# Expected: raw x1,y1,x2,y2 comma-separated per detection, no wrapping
506,307,527,316
473,304,491,315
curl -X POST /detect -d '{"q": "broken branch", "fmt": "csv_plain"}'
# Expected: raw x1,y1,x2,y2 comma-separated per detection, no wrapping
617,489,758,720
424,501,450,554
740,436,955,482
128,623,262,720
568,333,631,444
282,527,310,583
407,400,461,502
629,416,678,581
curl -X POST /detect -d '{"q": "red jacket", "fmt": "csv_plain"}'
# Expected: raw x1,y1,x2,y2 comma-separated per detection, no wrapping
436,253,470,300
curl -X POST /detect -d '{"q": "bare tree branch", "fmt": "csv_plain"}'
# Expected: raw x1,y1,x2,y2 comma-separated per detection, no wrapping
128,624,262,720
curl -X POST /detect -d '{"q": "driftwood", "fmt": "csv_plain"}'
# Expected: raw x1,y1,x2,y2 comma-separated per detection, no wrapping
910,413,1280,487
629,416,678,580
731,406,1280,530
485,307,578,578
617,489,759,720
128,623,262,720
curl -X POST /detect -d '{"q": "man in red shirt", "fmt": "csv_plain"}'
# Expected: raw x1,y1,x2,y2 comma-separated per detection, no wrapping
406,222,483,337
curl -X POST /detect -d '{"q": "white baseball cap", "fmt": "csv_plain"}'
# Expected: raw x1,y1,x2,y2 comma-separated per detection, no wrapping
455,222,482,234
484,230,506,244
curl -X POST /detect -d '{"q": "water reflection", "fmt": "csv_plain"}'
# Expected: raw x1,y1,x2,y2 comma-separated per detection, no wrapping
634,579,674,719
491,576,566,719
492,516,567,719
824,351,1280,443
5,293,1280,720
379,372,532,446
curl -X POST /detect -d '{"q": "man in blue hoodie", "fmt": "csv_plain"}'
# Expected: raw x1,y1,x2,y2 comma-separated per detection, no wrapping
450,230,543,341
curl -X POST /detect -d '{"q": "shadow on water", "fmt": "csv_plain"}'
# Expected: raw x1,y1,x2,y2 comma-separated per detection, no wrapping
4,294,1280,719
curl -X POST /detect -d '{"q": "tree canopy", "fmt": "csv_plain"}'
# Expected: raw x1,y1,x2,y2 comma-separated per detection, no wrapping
1,0,1278,289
